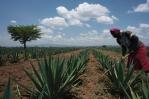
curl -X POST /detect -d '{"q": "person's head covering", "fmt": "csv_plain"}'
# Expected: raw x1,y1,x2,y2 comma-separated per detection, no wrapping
110,28,121,38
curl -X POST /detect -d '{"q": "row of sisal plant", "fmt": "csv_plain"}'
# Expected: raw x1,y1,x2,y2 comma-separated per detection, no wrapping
1,50,89,99
93,49,149,99
0,47,80,66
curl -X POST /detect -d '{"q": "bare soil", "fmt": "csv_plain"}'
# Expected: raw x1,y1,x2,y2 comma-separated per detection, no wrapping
0,50,81,98
71,51,113,99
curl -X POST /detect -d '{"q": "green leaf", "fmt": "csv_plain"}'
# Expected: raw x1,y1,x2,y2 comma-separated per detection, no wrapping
3,78,12,99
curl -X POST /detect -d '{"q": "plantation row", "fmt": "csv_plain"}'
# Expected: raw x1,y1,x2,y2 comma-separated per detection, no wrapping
0,47,81,66
1,49,89,99
99,46,122,53
1,48,149,99
93,49,149,99
99,46,149,56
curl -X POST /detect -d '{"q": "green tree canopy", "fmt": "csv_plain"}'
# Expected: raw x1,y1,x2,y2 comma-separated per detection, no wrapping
7,25,41,49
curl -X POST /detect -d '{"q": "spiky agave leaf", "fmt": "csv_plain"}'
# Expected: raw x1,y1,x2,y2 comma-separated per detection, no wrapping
2,78,12,99
129,85,141,99
141,73,149,99
93,49,142,98
19,50,88,99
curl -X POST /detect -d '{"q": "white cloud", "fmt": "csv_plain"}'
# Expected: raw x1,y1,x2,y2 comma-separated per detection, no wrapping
139,23,149,28
56,2,117,25
35,2,119,46
134,3,149,12
68,18,82,26
102,29,110,33
56,6,68,16
129,0,149,13
36,29,115,46
111,15,119,21
57,6,83,26
76,2,110,19
42,34,63,41
37,25,53,33
40,17,68,27
126,23,149,40
61,29,114,46
10,20,17,24
80,30,98,39
126,26,139,33
96,16,114,24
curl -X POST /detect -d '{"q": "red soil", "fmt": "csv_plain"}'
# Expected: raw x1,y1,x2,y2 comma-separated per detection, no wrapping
71,51,113,99
0,49,113,99
0,50,81,98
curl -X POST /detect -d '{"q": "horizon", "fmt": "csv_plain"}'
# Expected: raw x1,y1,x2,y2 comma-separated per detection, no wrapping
0,0,149,46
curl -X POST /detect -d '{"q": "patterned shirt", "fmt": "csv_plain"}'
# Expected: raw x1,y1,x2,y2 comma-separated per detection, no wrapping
116,32,131,56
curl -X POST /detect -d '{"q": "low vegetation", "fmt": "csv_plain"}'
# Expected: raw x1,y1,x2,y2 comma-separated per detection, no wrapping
93,49,149,99
1,50,88,99
0,47,80,66
1,47,149,99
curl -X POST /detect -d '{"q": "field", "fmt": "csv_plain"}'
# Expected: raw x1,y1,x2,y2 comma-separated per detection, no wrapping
0,47,149,99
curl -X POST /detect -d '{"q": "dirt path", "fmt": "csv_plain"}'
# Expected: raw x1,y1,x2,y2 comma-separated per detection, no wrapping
72,51,113,99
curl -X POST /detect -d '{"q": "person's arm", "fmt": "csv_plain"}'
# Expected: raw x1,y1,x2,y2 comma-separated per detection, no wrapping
116,38,121,45
130,35,139,51
122,45,127,56
117,39,127,56
127,53,134,68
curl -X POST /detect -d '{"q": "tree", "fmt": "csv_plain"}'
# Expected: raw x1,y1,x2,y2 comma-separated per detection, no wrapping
7,25,41,59
8,25,41,49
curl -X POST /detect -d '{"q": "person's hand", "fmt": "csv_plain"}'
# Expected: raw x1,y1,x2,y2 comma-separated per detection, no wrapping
121,54,129,61
124,54,129,58
121,56,127,60
122,56,125,60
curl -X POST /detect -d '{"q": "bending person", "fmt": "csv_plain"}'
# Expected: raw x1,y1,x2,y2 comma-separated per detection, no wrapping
110,28,149,73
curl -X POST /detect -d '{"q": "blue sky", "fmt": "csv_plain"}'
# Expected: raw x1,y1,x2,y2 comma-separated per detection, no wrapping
0,0,149,46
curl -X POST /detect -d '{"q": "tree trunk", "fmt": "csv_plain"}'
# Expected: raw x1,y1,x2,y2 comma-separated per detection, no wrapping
24,42,26,49
23,42,27,60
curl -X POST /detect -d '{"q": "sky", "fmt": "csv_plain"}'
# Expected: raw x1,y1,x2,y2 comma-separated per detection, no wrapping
0,0,149,46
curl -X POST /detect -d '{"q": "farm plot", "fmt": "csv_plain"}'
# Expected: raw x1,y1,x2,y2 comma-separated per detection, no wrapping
1,48,149,99
0,49,84,98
